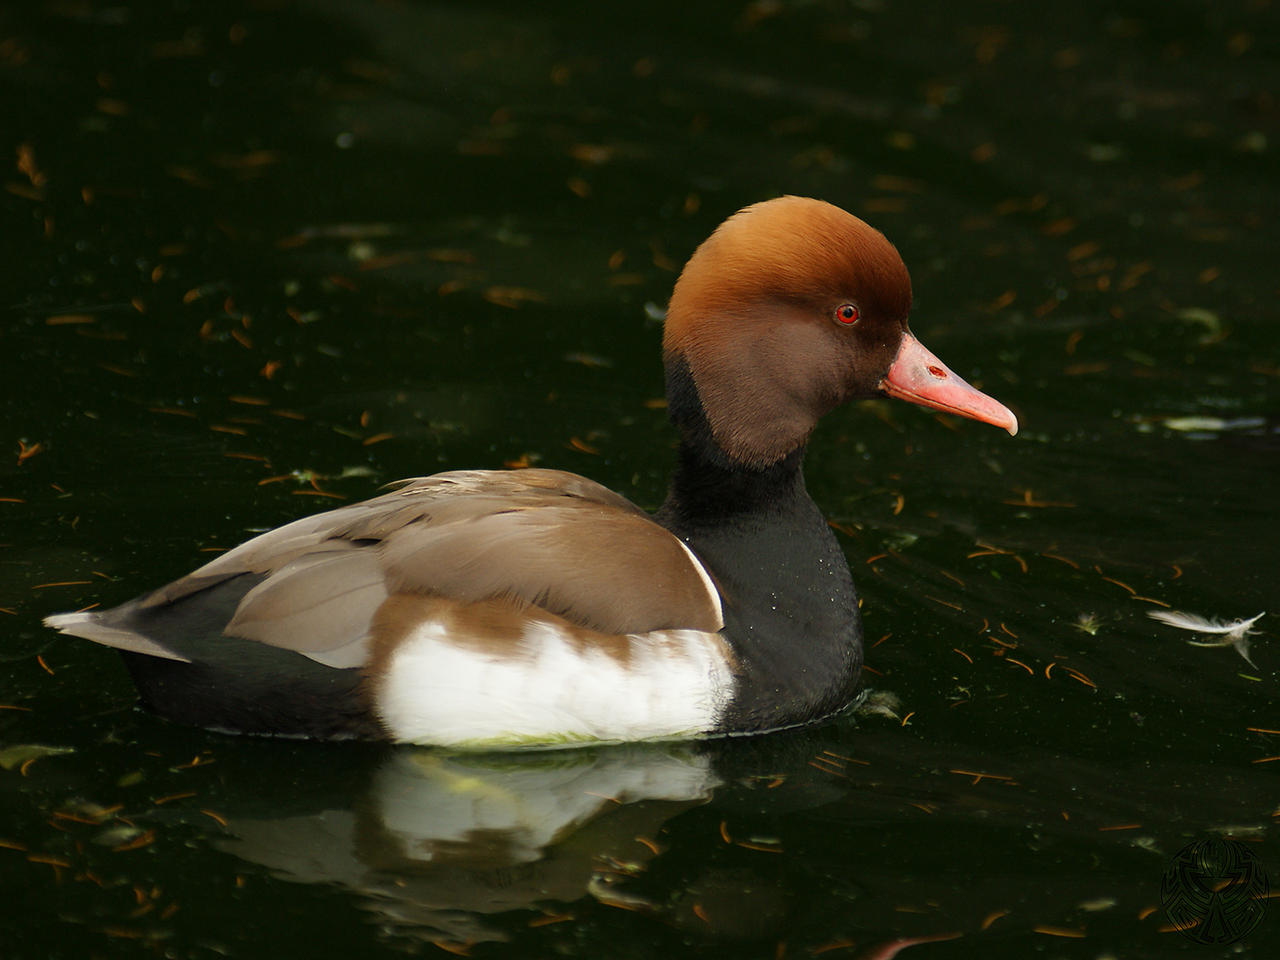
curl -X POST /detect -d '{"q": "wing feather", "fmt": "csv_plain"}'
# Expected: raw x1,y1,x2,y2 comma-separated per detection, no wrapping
52,469,723,670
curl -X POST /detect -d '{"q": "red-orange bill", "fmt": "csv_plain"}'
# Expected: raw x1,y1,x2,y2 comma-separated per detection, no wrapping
879,331,1018,435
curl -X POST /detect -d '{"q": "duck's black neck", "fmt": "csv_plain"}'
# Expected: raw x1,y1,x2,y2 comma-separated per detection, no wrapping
657,439,810,528
654,361,863,733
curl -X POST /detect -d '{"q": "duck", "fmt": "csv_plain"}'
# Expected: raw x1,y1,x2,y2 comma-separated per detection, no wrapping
45,196,1017,748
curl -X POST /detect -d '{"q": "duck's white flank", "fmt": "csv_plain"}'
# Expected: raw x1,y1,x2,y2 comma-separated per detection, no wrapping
374,619,736,747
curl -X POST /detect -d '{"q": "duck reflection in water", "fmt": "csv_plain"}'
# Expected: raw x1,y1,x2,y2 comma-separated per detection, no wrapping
219,744,727,945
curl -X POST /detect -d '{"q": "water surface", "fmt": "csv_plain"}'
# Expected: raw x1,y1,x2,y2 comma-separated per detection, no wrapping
3,1,1277,957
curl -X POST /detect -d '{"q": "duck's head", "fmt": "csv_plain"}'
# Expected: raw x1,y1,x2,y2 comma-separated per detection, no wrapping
664,196,1017,468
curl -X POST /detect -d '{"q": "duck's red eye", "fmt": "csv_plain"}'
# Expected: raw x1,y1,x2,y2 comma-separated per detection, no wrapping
836,303,859,325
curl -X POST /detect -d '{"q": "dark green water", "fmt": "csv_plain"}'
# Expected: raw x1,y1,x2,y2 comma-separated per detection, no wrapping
3,1,1277,957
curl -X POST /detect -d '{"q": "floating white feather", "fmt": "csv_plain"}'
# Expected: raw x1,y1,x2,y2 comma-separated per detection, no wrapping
1146,610,1265,638
1147,610,1266,668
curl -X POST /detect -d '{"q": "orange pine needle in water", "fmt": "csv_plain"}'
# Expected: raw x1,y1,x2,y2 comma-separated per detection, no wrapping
981,910,1009,930
152,791,197,806
807,759,846,777
950,769,1014,784
1066,669,1097,689
113,830,157,852
528,913,574,928
1040,552,1079,568
51,810,103,826
821,750,868,765
736,839,784,853
430,940,473,957
27,854,72,869
1002,489,1076,508
1100,575,1136,594
809,939,857,955
1033,925,1085,938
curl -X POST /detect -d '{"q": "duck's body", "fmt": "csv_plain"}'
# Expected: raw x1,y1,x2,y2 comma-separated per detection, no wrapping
46,197,1017,747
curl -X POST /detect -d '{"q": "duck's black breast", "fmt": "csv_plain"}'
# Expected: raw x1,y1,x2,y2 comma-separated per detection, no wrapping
686,511,862,734
655,440,863,735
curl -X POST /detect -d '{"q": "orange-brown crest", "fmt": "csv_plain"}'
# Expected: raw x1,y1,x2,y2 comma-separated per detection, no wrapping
664,196,911,356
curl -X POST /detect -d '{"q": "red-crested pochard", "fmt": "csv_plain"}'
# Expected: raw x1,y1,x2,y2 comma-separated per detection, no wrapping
45,196,1017,747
